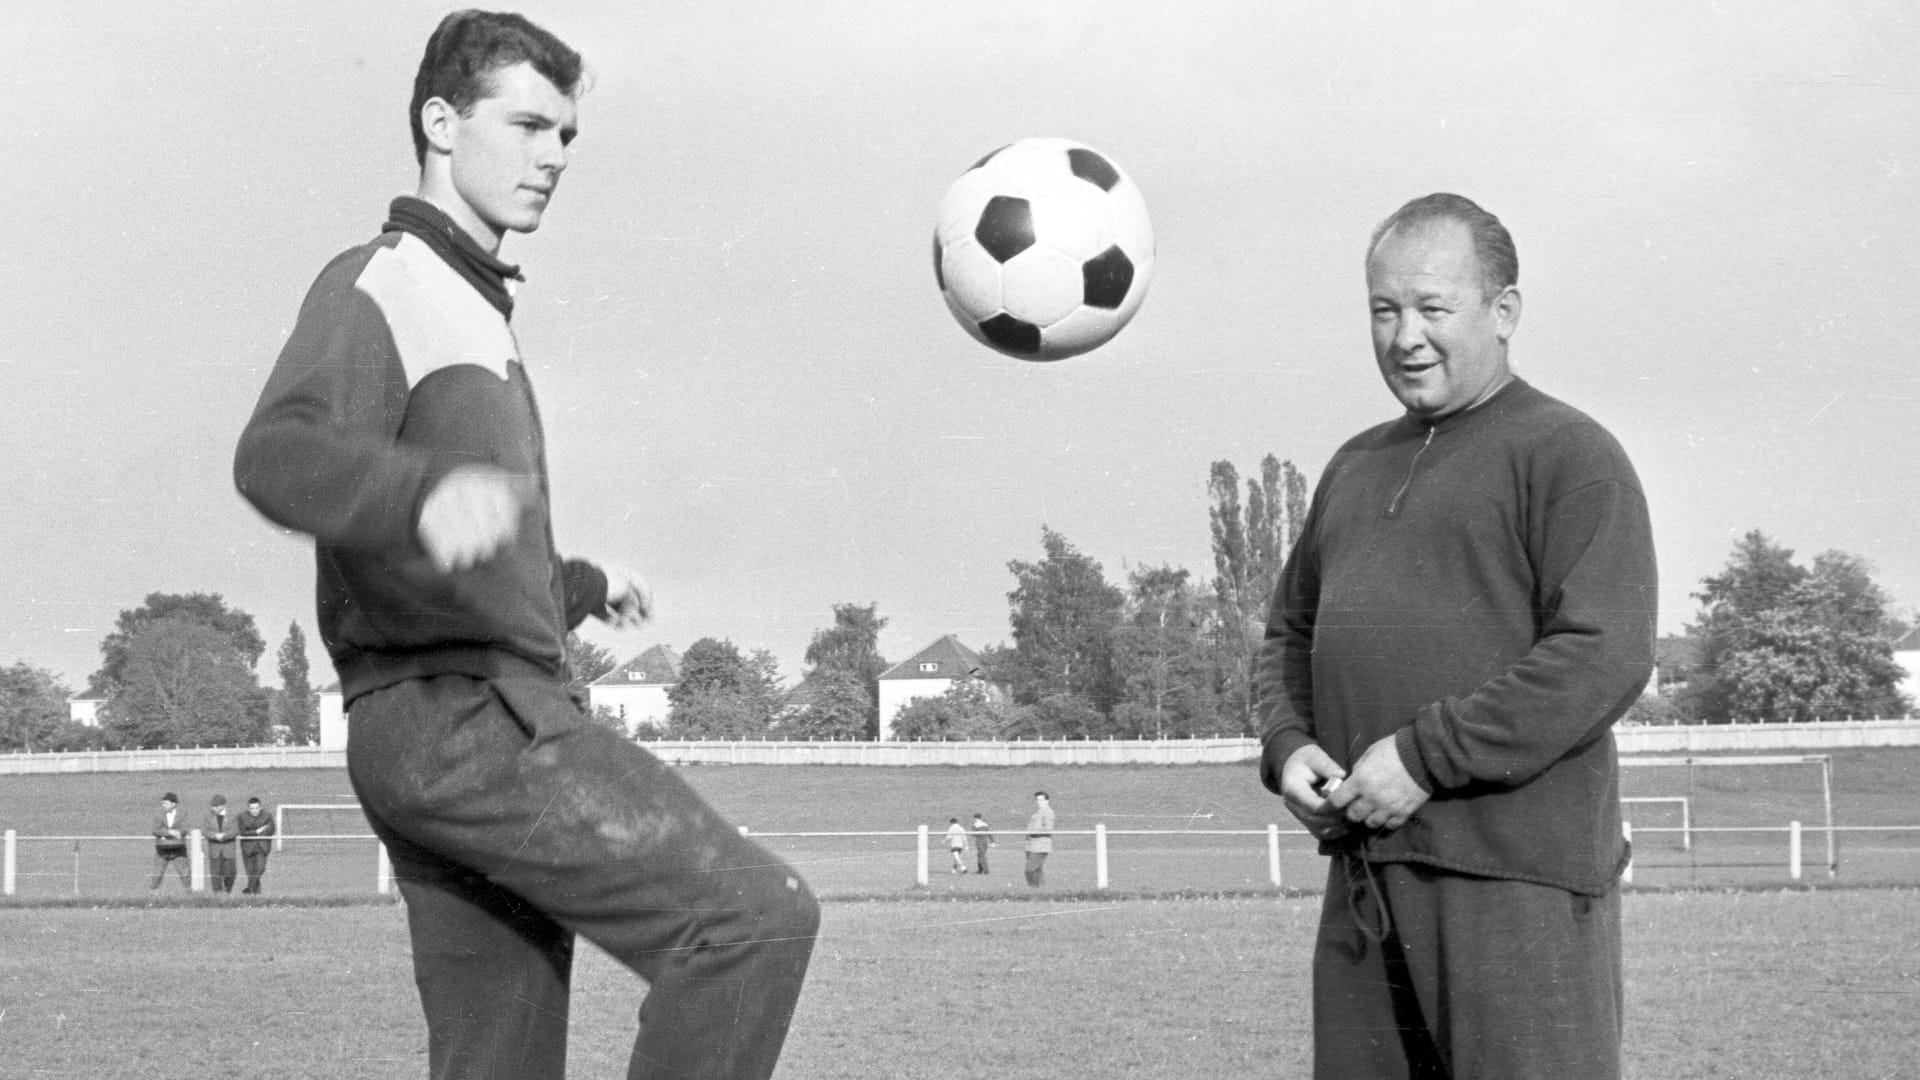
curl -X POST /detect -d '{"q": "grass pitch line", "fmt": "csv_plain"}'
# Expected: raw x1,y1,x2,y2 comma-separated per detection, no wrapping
901,903,1123,933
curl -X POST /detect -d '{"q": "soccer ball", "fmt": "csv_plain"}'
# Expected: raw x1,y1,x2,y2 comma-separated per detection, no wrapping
933,138,1154,361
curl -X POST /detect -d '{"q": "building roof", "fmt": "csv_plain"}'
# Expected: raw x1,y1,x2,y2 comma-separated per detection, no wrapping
1894,626,1920,652
878,634,986,681
590,644,681,687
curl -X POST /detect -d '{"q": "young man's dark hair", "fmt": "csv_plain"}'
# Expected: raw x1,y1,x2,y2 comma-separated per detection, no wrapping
409,9,586,165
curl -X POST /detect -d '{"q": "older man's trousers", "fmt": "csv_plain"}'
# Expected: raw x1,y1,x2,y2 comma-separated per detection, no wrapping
1311,856,1622,1080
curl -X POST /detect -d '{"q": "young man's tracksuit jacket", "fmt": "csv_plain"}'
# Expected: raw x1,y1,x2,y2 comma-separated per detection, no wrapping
233,196,610,701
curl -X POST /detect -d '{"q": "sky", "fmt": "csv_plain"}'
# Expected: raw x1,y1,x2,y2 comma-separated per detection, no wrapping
3,1,1918,694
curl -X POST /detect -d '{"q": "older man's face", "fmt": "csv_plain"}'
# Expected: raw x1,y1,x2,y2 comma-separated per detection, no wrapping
1366,220,1519,421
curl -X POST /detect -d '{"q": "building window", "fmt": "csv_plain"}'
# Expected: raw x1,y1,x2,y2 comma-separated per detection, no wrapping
919,662,939,673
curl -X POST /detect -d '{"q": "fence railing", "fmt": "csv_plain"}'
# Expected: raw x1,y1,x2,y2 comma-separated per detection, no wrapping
8,821,1920,898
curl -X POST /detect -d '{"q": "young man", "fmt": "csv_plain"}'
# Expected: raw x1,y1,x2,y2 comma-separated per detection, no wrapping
237,796,275,894
233,13,817,1079
201,794,240,895
1259,193,1654,1078
149,792,189,891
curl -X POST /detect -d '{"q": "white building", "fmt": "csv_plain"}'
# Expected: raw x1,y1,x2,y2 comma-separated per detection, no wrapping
1895,627,1920,711
587,645,681,736
876,635,991,740
67,697,104,727
318,684,346,751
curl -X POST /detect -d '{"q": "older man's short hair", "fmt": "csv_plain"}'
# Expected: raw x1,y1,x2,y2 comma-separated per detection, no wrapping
1368,192,1518,301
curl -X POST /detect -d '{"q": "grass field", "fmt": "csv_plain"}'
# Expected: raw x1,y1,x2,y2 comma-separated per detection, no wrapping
2,749,1916,897
2,891,1916,1080
2,752,1917,1077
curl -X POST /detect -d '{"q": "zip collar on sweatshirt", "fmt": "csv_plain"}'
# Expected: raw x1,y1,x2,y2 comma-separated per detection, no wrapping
1384,376,1527,518
383,196,524,320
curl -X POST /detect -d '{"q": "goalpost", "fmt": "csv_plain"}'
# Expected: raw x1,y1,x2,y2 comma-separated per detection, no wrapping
1620,754,1837,878
1621,796,1692,850
274,803,370,852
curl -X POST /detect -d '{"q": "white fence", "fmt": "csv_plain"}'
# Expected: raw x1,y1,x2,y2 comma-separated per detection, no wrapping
1,718,1916,774
10,819,1916,898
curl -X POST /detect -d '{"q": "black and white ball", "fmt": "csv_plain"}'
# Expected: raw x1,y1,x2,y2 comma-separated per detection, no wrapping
934,138,1154,361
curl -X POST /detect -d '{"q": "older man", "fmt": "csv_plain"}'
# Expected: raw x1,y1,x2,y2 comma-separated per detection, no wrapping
1259,193,1655,1079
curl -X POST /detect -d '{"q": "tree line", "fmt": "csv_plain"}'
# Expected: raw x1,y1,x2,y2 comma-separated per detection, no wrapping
1632,530,1913,724
2,465,1912,752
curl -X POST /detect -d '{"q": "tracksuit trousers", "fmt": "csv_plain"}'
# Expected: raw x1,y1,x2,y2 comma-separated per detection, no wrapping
347,671,819,1080
1311,855,1622,1080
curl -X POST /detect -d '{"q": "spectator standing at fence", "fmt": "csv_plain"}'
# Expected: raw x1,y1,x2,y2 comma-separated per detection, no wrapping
231,12,818,1079
1258,192,1655,1079
970,812,994,875
945,817,969,873
1023,792,1054,887
202,795,240,895
149,792,190,891
238,796,276,895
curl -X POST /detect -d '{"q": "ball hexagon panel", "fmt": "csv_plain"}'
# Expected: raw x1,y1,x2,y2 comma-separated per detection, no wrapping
937,235,1004,321
1000,245,1087,328
1037,305,1123,359
1026,184,1107,262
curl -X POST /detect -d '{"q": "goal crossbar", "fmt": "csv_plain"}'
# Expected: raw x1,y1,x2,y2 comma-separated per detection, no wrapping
1619,754,1835,876
275,803,366,852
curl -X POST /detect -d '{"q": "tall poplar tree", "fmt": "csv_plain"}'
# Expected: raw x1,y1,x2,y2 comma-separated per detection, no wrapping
275,622,318,745
1208,455,1307,732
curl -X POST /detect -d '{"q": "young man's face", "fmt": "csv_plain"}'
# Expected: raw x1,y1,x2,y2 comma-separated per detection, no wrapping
444,61,578,243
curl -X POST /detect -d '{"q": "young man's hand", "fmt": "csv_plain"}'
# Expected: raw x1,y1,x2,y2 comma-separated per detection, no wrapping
598,564,654,629
418,465,533,572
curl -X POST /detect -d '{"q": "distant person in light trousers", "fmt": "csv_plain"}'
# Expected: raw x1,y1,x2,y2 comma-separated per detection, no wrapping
202,794,240,894
232,12,817,1079
1024,791,1055,886
149,792,189,891
971,811,995,875
238,796,276,894
946,817,970,873
1259,192,1655,1079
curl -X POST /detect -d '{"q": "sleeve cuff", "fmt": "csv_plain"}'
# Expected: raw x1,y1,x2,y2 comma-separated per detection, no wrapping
1393,725,1436,794
1260,728,1316,795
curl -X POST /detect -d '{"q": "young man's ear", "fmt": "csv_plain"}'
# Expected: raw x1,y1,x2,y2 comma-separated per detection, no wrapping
418,96,460,157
